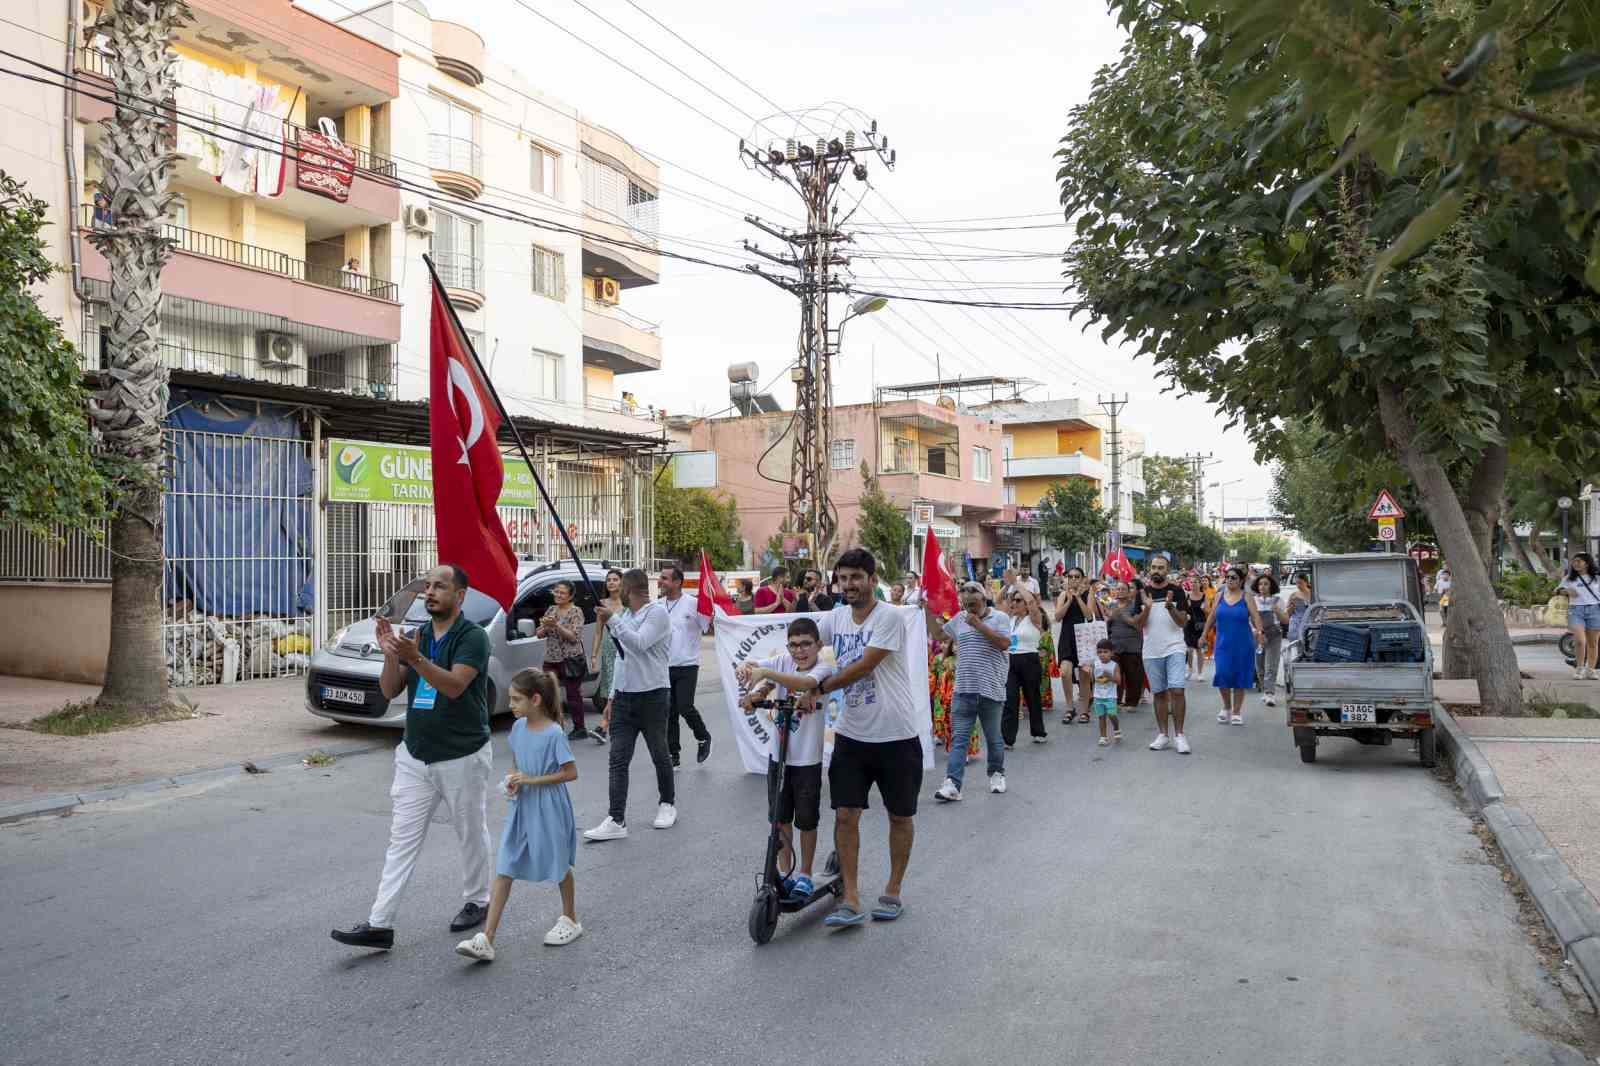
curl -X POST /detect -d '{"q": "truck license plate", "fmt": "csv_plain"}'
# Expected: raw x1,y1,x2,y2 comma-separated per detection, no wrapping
1341,703,1376,723
323,686,366,706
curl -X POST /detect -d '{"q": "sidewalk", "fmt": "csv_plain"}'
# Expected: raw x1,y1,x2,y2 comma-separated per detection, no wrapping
0,675,381,804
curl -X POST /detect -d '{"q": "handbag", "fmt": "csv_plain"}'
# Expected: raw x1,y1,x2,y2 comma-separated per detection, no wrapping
560,654,586,681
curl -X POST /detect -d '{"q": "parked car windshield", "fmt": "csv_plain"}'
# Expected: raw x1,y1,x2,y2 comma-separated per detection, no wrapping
380,577,501,626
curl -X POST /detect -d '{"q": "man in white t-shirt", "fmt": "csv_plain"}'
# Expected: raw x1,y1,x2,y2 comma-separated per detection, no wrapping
736,616,836,901
1136,554,1193,754
812,547,921,928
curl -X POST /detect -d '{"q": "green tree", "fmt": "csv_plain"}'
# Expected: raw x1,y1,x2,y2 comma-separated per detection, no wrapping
1135,454,1193,523
1058,5,1600,713
1144,506,1226,568
1269,419,1432,554
653,468,742,570
1039,478,1111,560
1226,529,1291,565
0,172,109,534
855,475,911,581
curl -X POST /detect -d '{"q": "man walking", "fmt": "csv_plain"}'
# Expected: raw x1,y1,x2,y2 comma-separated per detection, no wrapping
813,547,923,927
331,564,494,951
930,581,1010,802
1138,555,1192,754
658,565,713,768
584,568,677,839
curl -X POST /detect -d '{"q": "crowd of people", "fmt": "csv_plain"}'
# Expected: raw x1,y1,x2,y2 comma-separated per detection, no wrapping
329,550,1322,961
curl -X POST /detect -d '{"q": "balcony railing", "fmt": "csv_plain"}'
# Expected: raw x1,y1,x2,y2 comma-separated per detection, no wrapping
433,250,483,294
428,133,483,178
80,205,398,300
584,394,665,422
288,122,398,180
582,298,659,335
80,327,398,399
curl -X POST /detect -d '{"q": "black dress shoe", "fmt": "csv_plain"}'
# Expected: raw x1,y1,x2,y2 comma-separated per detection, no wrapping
697,736,713,764
330,922,394,950
569,726,589,741
450,901,486,932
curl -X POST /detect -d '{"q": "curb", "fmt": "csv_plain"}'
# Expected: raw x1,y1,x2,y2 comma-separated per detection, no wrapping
1435,706,1600,1007
0,739,389,826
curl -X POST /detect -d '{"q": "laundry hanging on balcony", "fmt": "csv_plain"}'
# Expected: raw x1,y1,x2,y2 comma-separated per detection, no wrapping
295,118,356,203
218,84,287,197
174,59,287,196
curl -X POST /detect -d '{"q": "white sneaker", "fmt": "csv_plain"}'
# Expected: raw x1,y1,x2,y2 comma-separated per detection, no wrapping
934,777,962,802
1263,695,1277,707
455,932,495,962
583,816,628,841
988,772,1006,794
1575,668,1588,680
1097,737,1108,747
1175,734,1191,754
652,803,677,829
543,915,583,946
1149,733,1172,751
1230,714,1243,726
1217,710,1229,724
1031,735,1047,744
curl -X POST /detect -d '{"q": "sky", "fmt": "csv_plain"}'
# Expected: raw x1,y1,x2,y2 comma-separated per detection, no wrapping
316,0,1278,522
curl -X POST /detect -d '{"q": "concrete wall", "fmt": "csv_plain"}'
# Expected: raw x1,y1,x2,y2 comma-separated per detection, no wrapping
0,586,110,684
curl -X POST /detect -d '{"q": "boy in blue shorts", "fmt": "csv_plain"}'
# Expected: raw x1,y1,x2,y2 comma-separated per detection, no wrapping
1090,639,1122,747
736,617,836,901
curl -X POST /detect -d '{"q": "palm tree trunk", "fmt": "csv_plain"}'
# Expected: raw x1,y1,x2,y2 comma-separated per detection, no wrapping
84,0,191,712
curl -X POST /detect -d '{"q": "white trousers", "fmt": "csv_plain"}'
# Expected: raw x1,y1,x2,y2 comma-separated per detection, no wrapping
368,741,493,929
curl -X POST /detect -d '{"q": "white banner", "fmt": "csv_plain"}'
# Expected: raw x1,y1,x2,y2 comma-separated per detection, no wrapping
714,607,934,776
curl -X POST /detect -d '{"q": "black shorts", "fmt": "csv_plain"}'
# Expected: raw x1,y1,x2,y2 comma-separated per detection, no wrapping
767,759,823,831
828,734,922,818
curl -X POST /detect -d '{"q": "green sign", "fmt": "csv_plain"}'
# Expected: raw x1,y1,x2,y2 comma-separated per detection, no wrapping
327,438,539,506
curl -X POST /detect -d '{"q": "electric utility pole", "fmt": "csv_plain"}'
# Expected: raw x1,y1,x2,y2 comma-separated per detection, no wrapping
739,123,894,562
1183,452,1216,520
1098,394,1128,537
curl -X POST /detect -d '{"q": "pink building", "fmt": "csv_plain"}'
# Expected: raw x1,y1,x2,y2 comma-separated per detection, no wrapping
689,398,1006,573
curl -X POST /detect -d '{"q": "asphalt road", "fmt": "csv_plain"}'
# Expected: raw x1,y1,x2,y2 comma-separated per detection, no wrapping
2,673,1596,1066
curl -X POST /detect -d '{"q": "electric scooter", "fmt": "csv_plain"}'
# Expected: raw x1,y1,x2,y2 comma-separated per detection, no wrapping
747,698,842,945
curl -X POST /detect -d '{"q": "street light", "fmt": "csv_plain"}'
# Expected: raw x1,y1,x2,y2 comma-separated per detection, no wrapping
1208,478,1243,532
1558,495,1573,570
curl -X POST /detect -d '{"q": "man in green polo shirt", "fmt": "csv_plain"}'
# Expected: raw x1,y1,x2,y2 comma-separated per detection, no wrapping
332,564,494,952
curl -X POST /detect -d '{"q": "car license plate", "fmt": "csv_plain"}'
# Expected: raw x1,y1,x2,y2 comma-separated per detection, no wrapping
1341,703,1376,723
323,686,366,706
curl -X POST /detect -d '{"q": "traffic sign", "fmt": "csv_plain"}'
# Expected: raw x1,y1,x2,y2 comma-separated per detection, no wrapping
1368,489,1406,520
1377,516,1397,531
1377,523,1397,542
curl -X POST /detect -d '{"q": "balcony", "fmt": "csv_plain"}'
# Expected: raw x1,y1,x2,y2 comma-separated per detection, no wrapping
582,299,661,375
581,395,669,438
433,250,484,311
579,126,660,287
429,134,484,199
432,20,486,87
1003,453,1107,482
79,206,400,342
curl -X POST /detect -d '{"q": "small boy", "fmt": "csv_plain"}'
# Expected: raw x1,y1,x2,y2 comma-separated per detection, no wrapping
1090,639,1121,747
735,617,836,901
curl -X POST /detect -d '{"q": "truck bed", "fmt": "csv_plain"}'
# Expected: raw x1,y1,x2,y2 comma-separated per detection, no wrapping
1287,660,1431,707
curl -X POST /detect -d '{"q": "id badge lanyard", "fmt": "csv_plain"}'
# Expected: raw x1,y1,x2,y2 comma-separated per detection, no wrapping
413,630,442,710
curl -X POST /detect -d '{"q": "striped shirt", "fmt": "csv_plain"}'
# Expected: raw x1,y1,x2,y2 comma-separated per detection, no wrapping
943,607,1010,701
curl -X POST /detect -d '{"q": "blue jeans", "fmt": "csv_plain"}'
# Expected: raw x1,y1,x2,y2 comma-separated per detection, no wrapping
945,693,1004,788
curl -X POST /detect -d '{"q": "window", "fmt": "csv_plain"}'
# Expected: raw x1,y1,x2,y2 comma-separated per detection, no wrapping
973,446,992,482
422,93,478,172
531,245,565,300
830,438,855,471
892,437,915,473
927,445,949,477
433,209,482,291
530,348,564,400
530,143,561,197
464,329,485,356
166,194,188,230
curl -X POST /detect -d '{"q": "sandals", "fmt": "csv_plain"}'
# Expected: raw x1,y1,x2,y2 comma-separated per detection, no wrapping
870,895,904,921
824,903,868,928
1077,712,1091,724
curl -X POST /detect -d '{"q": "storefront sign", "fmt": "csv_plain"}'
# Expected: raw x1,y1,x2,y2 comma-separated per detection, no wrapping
327,438,539,506
1014,507,1040,526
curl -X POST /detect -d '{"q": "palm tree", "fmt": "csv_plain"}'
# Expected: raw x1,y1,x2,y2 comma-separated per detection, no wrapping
83,0,191,713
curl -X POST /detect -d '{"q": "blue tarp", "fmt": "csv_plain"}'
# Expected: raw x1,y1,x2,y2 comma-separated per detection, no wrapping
163,391,314,616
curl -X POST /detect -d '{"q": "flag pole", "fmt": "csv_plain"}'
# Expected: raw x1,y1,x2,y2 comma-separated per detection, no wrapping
422,253,623,659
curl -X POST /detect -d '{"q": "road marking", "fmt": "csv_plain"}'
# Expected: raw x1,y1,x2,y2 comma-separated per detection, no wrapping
1467,736,1600,744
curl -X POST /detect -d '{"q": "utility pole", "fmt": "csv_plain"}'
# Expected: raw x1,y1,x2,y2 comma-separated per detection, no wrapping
1182,452,1215,520
739,123,894,563
1098,394,1128,539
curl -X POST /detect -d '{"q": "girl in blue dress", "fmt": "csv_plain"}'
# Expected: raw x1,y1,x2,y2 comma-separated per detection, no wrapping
1200,567,1265,728
455,669,580,962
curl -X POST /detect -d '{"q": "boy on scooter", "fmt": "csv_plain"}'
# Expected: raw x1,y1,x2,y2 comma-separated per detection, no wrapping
737,617,835,901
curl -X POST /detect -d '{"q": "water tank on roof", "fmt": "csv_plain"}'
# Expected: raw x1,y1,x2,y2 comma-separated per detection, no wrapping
728,362,759,384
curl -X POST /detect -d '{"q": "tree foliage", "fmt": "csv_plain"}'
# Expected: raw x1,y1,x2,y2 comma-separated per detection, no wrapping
856,475,911,581
1269,419,1432,554
1226,528,1291,564
653,468,742,570
1144,505,1226,567
1135,453,1193,522
1039,478,1111,559
0,172,110,535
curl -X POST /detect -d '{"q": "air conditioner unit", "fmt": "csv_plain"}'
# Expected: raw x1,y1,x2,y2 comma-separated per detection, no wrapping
255,331,307,386
595,276,620,305
404,204,435,234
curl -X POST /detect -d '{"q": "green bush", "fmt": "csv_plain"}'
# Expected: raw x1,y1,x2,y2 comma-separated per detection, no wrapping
1495,569,1558,608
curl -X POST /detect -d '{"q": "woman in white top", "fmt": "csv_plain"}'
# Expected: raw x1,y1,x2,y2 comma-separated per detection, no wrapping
1560,552,1600,679
1001,587,1047,747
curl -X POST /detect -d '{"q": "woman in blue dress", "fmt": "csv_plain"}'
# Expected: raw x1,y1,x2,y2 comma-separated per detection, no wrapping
1200,566,1265,728
455,669,580,962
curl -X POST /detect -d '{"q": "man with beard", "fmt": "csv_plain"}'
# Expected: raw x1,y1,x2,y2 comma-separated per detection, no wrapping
332,564,494,951
1137,555,1193,755
795,568,834,612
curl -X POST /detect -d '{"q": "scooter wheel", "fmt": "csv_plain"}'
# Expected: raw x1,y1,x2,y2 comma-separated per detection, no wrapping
748,885,781,945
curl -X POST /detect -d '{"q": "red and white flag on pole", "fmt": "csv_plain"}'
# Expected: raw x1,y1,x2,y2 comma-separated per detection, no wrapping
428,272,518,610
921,528,960,618
1101,548,1136,583
696,549,739,618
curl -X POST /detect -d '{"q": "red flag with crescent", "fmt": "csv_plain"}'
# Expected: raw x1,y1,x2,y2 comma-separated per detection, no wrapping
921,528,959,617
696,549,738,618
1102,548,1136,583
429,273,517,610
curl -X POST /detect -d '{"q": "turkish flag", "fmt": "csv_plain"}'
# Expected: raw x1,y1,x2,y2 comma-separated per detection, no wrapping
1102,549,1136,583
428,273,518,610
921,529,959,617
696,549,738,618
